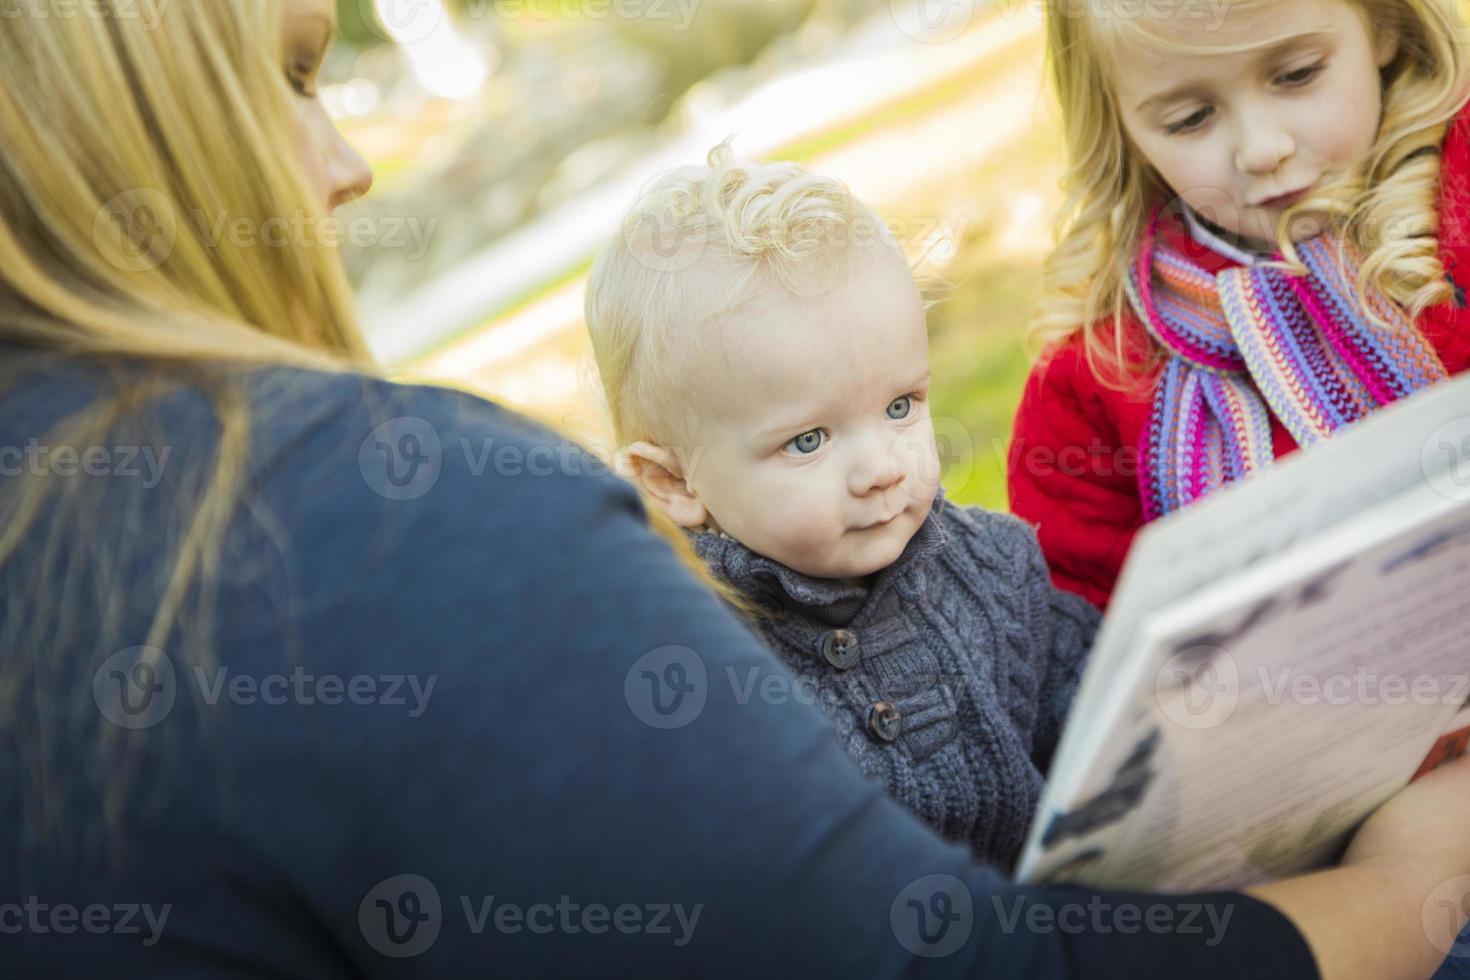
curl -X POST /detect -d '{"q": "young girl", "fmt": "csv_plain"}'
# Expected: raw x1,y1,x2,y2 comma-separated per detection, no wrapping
585,145,1100,870
1009,0,1470,609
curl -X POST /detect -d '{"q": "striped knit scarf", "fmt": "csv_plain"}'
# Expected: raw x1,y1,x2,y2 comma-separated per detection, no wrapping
1126,208,1448,519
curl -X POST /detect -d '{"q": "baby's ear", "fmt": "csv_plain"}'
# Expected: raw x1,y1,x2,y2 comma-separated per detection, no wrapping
618,441,709,529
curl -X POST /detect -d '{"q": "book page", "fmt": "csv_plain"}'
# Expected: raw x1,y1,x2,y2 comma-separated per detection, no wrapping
1020,480,1470,890
1040,374,1470,823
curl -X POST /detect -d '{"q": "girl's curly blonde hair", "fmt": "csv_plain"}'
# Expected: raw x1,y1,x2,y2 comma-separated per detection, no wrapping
1034,0,1470,389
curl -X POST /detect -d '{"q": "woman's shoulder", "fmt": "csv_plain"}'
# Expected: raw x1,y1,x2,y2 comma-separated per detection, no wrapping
0,346,596,503
240,365,577,471
0,348,639,601
234,363,633,520
18,356,650,615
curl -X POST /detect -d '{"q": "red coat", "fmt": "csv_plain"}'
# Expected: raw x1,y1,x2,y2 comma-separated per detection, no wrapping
1008,103,1470,610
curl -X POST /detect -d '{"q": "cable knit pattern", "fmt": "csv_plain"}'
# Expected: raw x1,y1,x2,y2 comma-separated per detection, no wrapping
687,488,1100,871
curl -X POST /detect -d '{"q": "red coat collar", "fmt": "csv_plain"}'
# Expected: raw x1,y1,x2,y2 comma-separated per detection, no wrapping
1153,205,1248,274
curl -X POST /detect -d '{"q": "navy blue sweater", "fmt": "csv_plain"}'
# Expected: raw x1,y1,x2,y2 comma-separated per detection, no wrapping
0,353,1320,977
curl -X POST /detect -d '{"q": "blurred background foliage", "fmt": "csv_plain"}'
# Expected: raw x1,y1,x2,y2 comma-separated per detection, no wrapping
327,0,1062,511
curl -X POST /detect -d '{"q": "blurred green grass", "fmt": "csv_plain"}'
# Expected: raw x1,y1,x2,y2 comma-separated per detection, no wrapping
912,117,1062,513
928,259,1036,513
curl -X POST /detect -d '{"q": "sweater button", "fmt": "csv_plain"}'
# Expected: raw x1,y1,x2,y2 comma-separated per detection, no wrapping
819,629,861,670
867,700,902,743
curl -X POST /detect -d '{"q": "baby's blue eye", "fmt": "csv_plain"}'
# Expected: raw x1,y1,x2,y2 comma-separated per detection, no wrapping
788,430,823,455
887,396,912,420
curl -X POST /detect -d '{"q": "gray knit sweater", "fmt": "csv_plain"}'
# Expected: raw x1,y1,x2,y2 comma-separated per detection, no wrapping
688,489,1101,871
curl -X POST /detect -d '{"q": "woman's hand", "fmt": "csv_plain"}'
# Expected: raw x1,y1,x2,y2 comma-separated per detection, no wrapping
1345,753,1470,874
1250,753,1470,980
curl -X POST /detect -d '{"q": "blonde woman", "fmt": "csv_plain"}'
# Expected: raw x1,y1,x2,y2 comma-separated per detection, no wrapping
3,1,1470,977
1009,0,1470,609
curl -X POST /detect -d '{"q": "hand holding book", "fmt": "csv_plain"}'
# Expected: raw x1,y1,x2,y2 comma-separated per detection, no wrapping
1251,753,1470,980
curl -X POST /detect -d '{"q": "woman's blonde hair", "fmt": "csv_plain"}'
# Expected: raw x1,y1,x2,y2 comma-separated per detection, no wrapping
586,141,891,620
0,0,375,841
1035,0,1470,387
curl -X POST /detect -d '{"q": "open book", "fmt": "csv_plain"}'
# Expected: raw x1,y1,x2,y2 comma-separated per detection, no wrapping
1017,371,1470,891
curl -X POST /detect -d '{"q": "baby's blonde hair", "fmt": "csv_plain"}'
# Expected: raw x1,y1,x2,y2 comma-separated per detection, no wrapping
586,142,892,616
588,140,891,448
1035,0,1470,387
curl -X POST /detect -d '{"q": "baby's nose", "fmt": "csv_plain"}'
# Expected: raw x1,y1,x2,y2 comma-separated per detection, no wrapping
851,448,905,496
